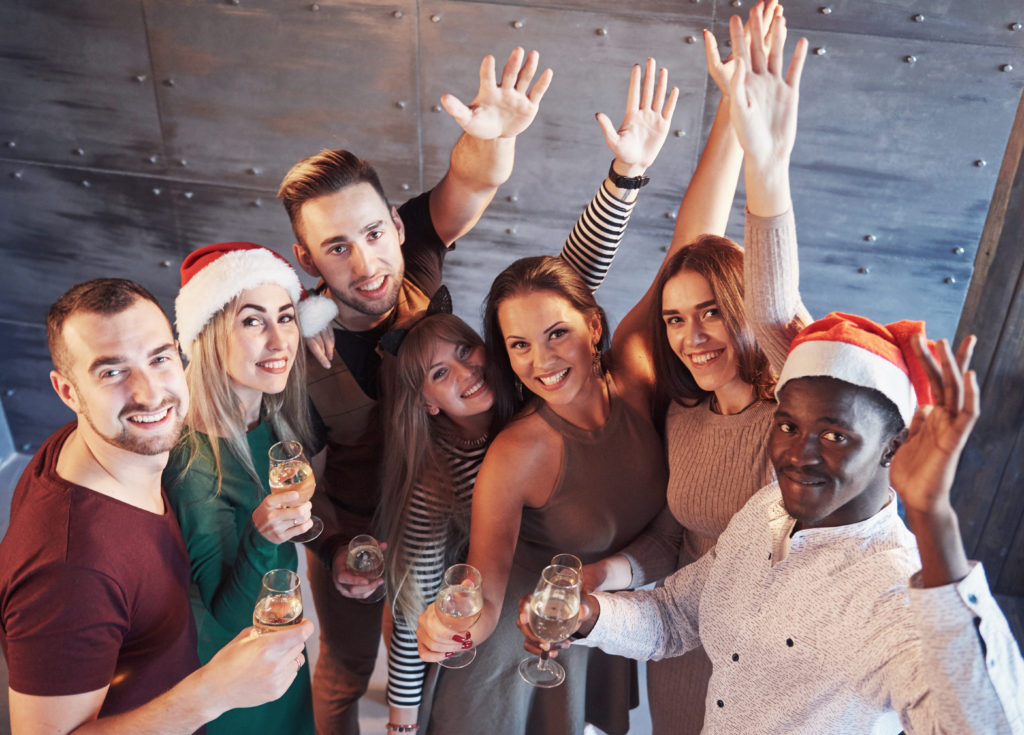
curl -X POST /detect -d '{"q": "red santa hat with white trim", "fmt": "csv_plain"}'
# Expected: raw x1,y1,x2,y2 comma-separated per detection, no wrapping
175,241,337,360
776,312,936,426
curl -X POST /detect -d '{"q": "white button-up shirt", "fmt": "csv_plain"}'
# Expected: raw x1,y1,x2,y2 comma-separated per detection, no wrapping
581,484,1024,734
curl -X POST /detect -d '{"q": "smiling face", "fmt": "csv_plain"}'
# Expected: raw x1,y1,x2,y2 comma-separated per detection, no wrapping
770,377,899,530
55,299,188,456
224,284,300,410
292,182,405,331
421,339,494,420
497,290,602,408
661,269,751,409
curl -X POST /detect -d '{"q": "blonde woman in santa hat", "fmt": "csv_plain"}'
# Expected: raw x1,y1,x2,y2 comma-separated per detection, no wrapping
164,241,337,735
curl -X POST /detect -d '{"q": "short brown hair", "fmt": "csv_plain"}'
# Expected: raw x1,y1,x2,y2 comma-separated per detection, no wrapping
650,236,774,406
47,278,164,374
277,149,388,248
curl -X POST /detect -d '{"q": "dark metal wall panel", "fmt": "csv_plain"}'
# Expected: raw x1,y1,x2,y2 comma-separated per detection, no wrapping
0,0,165,174
144,0,420,197
451,0,713,22
778,0,1024,50
777,30,1023,339
0,161,186,324
0,320,70,454
418,0,712,328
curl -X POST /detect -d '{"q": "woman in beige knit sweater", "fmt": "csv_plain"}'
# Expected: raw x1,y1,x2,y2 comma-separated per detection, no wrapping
583,4,812,732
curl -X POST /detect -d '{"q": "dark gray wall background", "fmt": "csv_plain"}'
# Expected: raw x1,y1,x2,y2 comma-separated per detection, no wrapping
2,0,1023,454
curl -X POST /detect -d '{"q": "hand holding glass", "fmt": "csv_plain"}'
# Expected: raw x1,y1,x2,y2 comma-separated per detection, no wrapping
518,564,581,688
253,568,303,635
268,440,323,543
435,563,483,669
346,534,386,603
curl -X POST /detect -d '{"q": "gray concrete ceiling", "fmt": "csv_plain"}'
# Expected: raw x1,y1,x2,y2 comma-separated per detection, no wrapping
2,0,1023,452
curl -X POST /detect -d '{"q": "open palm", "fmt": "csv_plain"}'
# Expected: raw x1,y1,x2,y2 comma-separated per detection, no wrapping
596,58,678,171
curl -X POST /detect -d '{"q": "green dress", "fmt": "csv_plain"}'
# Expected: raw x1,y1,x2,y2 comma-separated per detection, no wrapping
164,422,314,735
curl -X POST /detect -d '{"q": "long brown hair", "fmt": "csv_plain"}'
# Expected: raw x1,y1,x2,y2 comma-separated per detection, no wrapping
650,235,774,407
483,255,610,432
177,294,315,492
377,313,483,626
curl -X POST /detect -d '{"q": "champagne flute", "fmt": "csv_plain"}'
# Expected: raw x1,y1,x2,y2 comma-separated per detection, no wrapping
518,564,581,688
253,568,303,635
346,534,386,604
551,553,582,576
268,440,323,543
435,563,483,669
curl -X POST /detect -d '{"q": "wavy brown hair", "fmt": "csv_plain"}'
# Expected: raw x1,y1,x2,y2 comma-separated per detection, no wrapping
650,235,774,408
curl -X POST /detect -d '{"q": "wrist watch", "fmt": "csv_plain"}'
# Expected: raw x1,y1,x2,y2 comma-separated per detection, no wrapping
607,160,650,189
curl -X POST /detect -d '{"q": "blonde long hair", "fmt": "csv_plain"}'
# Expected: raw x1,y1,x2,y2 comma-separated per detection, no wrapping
377,313,482,626
178,294,315,492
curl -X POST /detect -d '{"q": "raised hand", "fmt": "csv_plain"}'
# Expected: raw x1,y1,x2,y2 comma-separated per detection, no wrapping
441,47,553,141
596,58,678,175
889,335,980,517
709,4,807,171
705,0,782,98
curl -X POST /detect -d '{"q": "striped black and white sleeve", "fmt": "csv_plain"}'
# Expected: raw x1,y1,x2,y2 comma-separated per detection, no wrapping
560,180,638,293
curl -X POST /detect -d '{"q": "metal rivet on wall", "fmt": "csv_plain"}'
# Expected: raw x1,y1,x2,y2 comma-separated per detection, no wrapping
974,159,987,167
864,234,876,242
396,100,407,109
857,267,870,274
164,78,176,87
310,3,320,11
430,14,441,23
1010,22,1022,32
73,147,84,156
392,10,403,19
11,171,23,179
248,167,260,175
81,180,90,188
4,389,14,397
251,198,262,207
148,155,158,164
659,245,668,252
507,194,518,202
179,159,188,167
953,247,965,255
1000,64,1014,72
160,260,172,268
228,0,240,5
401,183,410,191
944,276,956,284
431,104,442,113
184,191,194,199
685,36,696,44
904,55,917,64
20,444,30,452
152,187,162,195
911,14,924,23
814,47,827,56
5,140,15,148
134,74,147,83
596,27,608,36
819,6,832,15
665,211,677,220
674,129,686,137
731,0,742,7
512,20,524,29
506,227,517,235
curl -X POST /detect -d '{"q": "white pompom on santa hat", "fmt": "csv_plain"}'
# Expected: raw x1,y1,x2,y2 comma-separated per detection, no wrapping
776,312,937,427
175,241,337,359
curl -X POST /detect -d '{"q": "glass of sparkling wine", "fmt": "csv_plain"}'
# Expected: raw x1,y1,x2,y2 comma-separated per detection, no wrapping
346,534,386,604
435,563,483,669
268,440,323,543
518,564,581,688
253,568,303,635
551,553,582,576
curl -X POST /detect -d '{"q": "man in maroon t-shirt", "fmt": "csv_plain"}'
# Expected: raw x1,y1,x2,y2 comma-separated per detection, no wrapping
0,279,314,734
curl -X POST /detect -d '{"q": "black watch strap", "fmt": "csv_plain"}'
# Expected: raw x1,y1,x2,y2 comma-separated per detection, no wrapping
607,160,650,189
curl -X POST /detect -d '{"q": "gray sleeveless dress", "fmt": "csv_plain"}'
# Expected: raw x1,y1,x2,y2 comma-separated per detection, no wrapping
426,373,668,735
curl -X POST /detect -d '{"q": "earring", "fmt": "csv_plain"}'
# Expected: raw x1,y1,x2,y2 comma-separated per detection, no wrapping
592,349,603,378
514,377,524,402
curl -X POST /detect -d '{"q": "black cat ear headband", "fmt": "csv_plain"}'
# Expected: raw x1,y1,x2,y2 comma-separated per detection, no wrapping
378,285,453,357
